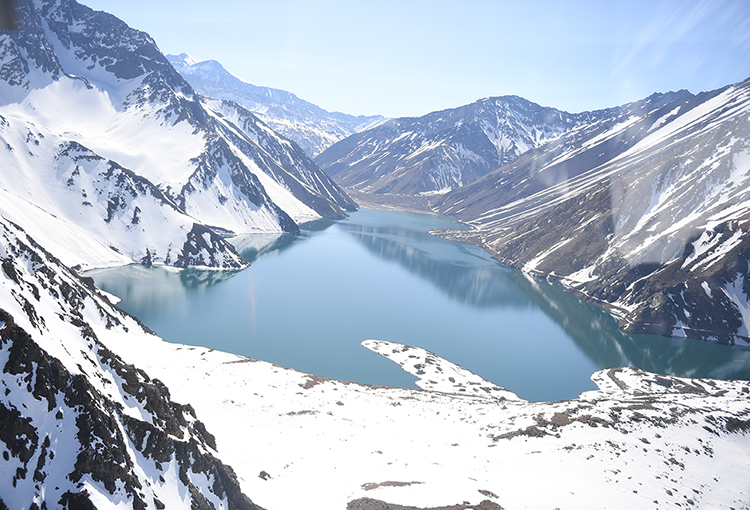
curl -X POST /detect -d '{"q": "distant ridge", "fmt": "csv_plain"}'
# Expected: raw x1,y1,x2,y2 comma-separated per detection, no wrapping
315,95,609,195
168,53,385,158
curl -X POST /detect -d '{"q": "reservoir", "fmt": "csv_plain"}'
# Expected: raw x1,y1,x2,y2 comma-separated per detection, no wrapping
88,208,750,401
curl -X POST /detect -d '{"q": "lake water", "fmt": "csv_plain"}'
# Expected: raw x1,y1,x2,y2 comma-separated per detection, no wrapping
88,208,750,401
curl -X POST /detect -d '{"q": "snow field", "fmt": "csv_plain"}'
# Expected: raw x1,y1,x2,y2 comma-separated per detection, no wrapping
110,333,750,510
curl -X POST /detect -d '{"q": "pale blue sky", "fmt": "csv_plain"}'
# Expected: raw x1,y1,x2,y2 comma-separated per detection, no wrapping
82,0,750,118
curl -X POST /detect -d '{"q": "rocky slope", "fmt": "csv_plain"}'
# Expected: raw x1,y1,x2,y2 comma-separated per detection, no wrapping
0,215,263,509
204,98,358,218
313,95,641,196
434,78,750,344
168,53,384,158
0,0,355,270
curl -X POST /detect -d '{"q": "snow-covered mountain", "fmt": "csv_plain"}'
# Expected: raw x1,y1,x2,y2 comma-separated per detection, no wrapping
0,215,264,509
0,0,355,270
168,53,384,158
313,95,643,196
1,2,748,508
434,78,750,345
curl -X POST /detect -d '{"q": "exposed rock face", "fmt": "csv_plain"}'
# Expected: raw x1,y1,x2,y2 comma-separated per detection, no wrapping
314,94,672,196
204,98,358,219
432,79,750,344
0,216,263,509
168,53,384,158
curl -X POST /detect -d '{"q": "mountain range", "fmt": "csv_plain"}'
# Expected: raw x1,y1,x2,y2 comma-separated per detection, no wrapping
432,80,750,345
167,53,384,158
0,0,355,271
314,95,608,196
317,78,750,345
1,0,750,508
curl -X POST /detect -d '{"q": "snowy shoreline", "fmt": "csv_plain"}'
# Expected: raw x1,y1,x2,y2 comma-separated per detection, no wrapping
116,335,750,510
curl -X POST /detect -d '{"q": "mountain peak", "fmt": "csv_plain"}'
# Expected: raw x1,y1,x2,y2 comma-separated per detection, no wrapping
168,53,385,157
172,52,204,66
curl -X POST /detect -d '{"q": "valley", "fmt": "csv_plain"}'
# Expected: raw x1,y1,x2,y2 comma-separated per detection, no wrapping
316,81,750,346
0,0,749,509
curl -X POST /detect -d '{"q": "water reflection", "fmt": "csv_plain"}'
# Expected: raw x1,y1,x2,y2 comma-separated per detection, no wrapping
513,274,750,381
85,264,240,319
88,208,750,398
338,221,535,309
229,233,298,263
230,218,337,263
339,211,750,383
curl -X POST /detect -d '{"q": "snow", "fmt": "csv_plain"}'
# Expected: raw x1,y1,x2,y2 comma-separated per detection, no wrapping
581,115,640,151
523,237,573,272
730,148,750,188
180,53,204,66
229,150,320,225
724,274,750,337
0,188,132,270
687,229,744,271
614,87,748,165
362,339,520,400
1,76,206,191
114,336,750,510
648,106,681,132
564,264,599,285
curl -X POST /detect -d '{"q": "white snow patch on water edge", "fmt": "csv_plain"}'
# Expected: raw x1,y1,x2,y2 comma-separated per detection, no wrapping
362,339,520,400
109,334,750,510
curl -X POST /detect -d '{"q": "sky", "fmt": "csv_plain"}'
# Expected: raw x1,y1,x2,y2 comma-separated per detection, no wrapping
81,0,750,118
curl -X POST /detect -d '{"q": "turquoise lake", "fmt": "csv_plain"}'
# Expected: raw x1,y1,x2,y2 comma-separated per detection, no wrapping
88,208,750,401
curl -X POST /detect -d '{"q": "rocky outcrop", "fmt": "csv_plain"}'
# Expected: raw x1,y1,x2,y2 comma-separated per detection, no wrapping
0,216,262,509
